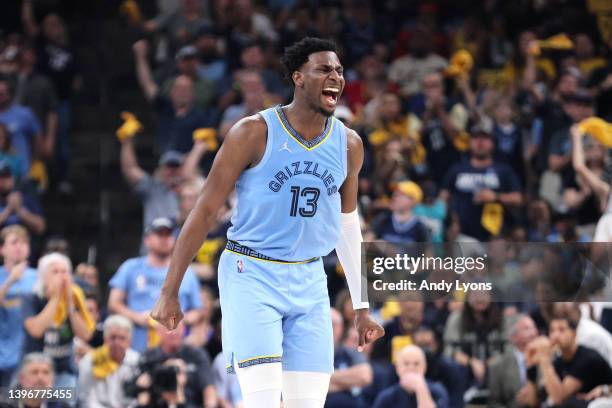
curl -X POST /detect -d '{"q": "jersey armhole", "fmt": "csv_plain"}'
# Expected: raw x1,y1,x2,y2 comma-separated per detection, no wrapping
243,112,273,174
341,122,349,179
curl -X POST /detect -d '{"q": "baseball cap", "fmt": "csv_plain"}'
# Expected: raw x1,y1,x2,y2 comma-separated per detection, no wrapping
158,150,184,167
0,161,13,177
145,217,175,235
395,180,423,203
175,45,198,61
470,121,494,139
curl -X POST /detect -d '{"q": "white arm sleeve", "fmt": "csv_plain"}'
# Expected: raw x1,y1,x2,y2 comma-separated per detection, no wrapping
336,209,369,310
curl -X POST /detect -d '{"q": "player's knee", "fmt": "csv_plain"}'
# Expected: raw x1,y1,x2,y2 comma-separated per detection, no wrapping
236,362,283,394
282,371,330,402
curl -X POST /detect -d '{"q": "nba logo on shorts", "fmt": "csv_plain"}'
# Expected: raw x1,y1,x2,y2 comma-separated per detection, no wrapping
237,259,244,273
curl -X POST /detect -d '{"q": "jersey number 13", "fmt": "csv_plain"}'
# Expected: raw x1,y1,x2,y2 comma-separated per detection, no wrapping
289,186,320,217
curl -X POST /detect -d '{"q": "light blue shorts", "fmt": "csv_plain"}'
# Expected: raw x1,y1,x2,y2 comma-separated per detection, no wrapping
218,249,333,374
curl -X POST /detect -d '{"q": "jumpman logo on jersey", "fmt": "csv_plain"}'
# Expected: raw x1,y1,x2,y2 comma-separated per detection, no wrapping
279,140,292,153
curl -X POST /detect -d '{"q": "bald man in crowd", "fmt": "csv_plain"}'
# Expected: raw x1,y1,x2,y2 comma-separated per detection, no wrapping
372,345,449,408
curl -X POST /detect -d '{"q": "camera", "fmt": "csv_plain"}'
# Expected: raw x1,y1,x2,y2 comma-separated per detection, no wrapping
152,365,179,393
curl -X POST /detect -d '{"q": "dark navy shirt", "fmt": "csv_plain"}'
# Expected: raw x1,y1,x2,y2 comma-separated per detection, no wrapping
372,381,449,408
372,212,430,245
0,191,44,231
442,162,521,241
154,95,216,154
22,294,75,374
493,123,524,182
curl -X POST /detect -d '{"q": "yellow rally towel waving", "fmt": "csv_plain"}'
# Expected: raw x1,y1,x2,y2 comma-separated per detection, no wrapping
116,111,143,141
193,127,219,152
577,117,612,147
444,50,474,78
528,33,574,56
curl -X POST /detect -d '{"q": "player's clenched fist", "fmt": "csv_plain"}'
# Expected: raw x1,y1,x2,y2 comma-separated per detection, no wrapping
150,292,184,330
354,309,385,352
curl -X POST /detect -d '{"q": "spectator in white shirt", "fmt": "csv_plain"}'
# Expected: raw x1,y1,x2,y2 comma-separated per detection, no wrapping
78,315,139,408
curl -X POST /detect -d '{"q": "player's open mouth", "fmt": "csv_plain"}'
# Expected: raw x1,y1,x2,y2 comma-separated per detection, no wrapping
322,87,339,105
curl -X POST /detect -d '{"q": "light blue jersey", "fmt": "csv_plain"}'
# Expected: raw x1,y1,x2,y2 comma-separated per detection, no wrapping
0,266,37,370
227,105,348,261
109,257,202,352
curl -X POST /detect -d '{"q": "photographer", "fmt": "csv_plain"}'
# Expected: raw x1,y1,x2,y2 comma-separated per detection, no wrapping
132,360,189,408
128,321,217,408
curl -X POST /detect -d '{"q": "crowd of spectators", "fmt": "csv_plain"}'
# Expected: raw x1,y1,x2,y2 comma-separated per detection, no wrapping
2,0,612,407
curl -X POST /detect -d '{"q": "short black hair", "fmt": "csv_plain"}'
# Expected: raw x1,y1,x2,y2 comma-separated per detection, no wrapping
281,37,338,83
550,312,579,331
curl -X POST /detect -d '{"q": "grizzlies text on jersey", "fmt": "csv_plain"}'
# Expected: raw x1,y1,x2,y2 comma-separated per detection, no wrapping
227,105,348,261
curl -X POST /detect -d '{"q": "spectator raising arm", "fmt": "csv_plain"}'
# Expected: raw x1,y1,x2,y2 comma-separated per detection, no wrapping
423,96,458,142
522,41,538,94
133,40,159,102
21,0,39,38
571,125,610,202
120,137,146,187
181,138,209,181
42,111,59,159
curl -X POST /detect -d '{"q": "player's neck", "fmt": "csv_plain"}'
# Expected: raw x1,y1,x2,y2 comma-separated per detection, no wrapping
283,101,329,141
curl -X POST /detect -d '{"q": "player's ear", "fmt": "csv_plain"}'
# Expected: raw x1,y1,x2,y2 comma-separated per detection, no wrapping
292,71,304,88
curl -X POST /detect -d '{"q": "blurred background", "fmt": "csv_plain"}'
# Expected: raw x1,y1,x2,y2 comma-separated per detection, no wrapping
1,0,612,407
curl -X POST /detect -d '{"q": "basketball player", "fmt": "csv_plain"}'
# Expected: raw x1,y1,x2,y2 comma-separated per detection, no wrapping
151,37,384,408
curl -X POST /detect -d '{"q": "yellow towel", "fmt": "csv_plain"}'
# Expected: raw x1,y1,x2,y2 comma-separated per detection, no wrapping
116,112,143,141
119,0,142,25
367,118,426,165
91,345,119,379
147,317,161,349
391,335,413,363
54,284,95,334
577,117,612,147
28,160,49,191
195,238,226,265
193,128,219,152
481,203,504,236
380,301,401,321
529,33,574,56
444,50,474,78
453,131,471,152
